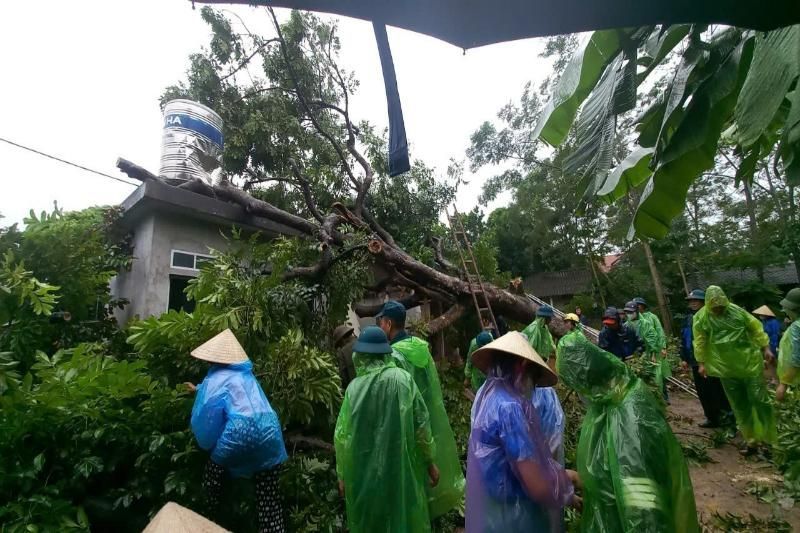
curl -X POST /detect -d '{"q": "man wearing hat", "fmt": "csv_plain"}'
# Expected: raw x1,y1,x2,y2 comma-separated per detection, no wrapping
332,324,357,389
777,288,800,401
556,326,699,532
753,305,781,383
188,329,288,533
334,326,439,532
375,300,464,519
680,289,731,428
599,306,643,361
466,332,579,532
464,329,494,391
693,286,776,452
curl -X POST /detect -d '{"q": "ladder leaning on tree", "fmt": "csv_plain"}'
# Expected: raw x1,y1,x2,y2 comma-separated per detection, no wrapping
446,206,499,335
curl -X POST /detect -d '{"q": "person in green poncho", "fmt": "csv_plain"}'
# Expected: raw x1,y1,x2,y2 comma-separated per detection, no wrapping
464,330,494,391
334,326,440,533
522,305,557,371
376,300,465,519
693,285,776,452
626,299,670,403
777,288,800,402
556,327,699,533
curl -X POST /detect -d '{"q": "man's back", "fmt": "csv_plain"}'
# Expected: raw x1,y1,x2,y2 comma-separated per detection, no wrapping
336,359,432,533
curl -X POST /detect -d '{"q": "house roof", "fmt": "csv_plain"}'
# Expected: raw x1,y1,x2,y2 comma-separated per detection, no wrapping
117,179,301,237
202,0,800,50
523,269,593,298
689,263,799,289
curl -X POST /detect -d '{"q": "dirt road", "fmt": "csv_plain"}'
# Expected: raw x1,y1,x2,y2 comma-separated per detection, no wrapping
667,387,799,531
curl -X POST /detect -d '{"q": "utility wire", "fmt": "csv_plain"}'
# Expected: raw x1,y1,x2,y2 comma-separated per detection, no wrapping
0,136,139,187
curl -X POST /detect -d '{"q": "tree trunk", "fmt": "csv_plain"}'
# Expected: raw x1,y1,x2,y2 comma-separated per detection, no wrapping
642,239,673,334
742,182,764,282
676,255,690,295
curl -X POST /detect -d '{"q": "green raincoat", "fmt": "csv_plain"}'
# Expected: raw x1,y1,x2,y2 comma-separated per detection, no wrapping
522,317,556,361
629,313,670,392
556,331,699,532
778,319,800,386
335,353,435,533
693,285,775,444
392,335,465,518
464,337,486,391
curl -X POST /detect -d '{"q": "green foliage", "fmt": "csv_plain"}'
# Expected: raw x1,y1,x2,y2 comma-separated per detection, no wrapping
0,206,131,369
0,344,197,533
0,250,59,321
535,23,800,239
706,512,791,533
262,329,341,427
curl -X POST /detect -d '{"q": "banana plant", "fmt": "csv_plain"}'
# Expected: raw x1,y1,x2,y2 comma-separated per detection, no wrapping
535,23,800,239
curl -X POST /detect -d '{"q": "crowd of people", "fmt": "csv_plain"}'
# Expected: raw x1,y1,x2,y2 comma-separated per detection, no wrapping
168,284,800,533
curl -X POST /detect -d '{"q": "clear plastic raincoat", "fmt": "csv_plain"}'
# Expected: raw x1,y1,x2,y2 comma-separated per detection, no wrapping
778,320,800,386
523,317,565,531
693,286,775,444
191,361,287,478
335,354,435,533
466,369,574,532
392,336,465,518
532,386,566,533
556,331,699,533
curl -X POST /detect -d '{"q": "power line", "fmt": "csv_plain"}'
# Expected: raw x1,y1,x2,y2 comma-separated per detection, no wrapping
0,136,139,187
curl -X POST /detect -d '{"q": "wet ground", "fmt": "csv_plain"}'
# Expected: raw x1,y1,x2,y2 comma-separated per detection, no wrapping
667,385,799,531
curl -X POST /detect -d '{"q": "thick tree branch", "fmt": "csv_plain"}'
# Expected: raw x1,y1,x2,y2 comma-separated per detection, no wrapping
427,303,467,335
430,236,459,274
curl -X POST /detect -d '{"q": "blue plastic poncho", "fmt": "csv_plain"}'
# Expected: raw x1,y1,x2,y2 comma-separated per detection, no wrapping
532,387,565,464
466,369,574,533
191,361,288,478
532,386,567,533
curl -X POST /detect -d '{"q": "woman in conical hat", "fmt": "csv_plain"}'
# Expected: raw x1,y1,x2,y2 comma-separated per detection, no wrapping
187,329,288,533
465,332,580,533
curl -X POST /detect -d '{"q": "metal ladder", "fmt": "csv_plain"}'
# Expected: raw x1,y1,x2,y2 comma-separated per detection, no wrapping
447,206,498,334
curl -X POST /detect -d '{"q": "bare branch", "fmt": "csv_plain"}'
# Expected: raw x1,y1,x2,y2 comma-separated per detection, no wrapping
221,38,280,82
267,7,361,191
430,236,460,274
361,208,397,247
116,157,159,182
289,159,325,222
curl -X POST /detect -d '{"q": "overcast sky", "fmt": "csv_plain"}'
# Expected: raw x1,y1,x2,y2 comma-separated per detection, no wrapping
0,1,554,226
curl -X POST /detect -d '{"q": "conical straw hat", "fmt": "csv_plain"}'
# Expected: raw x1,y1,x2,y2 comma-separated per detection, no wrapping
142,502,230,533
471,331,558,387
752,305,776,318
191,329,249,364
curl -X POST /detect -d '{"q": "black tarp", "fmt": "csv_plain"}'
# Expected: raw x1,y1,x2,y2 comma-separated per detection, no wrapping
203,0,800,49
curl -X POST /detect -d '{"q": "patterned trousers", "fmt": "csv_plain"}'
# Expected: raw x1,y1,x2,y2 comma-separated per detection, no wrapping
203,459,286,533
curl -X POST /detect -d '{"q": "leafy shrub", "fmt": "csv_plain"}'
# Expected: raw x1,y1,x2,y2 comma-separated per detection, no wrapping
0,344,197,532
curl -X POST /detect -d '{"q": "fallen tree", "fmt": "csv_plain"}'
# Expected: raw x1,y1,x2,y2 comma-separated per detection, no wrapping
120,7,550,335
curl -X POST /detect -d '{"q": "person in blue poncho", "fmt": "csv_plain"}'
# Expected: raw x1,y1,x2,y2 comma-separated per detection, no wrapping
187,329,288,533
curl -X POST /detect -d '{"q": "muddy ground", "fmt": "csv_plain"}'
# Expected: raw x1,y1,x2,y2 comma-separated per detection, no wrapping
667,385,799,532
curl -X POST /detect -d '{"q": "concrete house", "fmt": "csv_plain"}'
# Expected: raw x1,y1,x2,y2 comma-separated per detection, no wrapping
110,179,298,324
